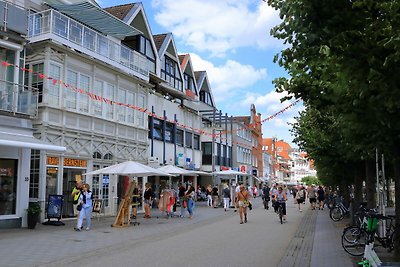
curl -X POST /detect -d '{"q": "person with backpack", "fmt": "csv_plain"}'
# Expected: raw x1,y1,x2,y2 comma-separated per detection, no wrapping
295,186,306,212
222,184,230,211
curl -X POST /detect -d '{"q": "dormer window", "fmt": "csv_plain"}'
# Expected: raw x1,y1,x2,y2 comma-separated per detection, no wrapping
161,56,182,91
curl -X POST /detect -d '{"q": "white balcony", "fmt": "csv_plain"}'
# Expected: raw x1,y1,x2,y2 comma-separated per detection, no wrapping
0,79,38,117
28,10,149,81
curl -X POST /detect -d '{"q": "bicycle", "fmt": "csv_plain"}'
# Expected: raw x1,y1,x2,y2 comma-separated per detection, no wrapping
341,211,397,257
278,204,283,224
330,196,350,221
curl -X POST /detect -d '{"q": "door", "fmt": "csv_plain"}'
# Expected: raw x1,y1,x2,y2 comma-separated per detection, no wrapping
92,164,110,213
62,168,83,217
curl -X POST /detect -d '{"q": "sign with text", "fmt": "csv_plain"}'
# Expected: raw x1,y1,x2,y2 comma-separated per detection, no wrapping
47,194,63,219
47,157,59,166
63,158,87,168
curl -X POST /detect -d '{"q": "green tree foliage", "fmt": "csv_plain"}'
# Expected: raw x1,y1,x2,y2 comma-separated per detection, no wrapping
267,0,400,257
301,176,321,186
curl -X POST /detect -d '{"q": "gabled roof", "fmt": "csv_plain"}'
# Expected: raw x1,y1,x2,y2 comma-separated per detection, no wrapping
195,70,215,108
179,54,198,96
153,34,168,52
104,3,134,20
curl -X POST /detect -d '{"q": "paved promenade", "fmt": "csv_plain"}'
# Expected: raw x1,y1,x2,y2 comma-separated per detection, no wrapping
1,199,392,267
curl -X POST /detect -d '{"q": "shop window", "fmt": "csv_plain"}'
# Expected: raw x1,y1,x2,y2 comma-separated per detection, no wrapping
0,158,18,215
151,118,163,140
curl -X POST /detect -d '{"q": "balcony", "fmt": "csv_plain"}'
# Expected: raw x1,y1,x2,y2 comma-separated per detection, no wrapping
0,79,38,117
28,9,149,81
0,0,28,36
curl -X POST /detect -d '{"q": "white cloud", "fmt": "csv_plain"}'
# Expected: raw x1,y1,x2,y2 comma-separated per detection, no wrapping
188,53,267,103
152,0,282,56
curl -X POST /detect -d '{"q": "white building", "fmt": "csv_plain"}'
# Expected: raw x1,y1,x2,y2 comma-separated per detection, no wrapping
289,150,317,183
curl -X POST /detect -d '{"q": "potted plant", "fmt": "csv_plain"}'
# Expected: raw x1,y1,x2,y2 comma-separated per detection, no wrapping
27,202,42,229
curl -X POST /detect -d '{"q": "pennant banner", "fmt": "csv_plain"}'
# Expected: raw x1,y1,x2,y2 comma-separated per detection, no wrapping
3,61,299,138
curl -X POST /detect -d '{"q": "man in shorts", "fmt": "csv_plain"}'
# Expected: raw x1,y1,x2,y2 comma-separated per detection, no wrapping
308,184,317,210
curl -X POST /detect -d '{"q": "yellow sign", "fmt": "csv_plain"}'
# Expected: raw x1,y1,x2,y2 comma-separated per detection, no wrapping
63,158,87,168
47,167,58,174
47,157,59,165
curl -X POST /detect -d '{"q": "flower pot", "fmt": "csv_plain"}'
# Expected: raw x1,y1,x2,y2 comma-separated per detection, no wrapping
27,213,39,229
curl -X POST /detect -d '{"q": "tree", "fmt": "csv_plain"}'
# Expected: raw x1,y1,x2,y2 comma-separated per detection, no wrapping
301,176,321,186
267,0,400,257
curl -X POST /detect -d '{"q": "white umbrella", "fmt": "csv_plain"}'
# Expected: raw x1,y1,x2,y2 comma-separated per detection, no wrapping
83,161,171,176
212,169,250,176
157,165,197,176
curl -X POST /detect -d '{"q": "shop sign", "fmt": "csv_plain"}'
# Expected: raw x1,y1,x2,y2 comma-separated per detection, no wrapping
63,158,87,167
47,167,58,174
102,175,109,185
239,165,246,173
220,166,230,171
47,157,59,166
176,153,185,166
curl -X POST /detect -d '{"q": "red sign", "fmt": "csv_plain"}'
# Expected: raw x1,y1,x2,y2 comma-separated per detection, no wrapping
220,166,230,171
240,165,246,173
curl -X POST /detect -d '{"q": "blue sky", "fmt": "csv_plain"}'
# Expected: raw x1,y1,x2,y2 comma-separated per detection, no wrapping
100,0,303,146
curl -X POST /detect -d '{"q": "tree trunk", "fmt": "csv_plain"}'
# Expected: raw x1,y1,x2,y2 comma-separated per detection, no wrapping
393,157,400,260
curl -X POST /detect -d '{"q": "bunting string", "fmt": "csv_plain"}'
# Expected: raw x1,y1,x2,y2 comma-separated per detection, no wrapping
2,61,299,138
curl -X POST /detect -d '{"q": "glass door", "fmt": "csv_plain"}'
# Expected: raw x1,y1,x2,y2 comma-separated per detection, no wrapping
92,164,109,212
62,168,83,217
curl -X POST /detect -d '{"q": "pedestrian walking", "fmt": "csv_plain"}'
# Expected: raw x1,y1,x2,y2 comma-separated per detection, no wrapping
270,184,278,212
71,180,83,217
212,185,219,208
237,185,250,224
317,185,325,210
143,183,154,218
234,183,241,212
178,184,186,217
295,186,306,212
185,185,195,219
262,184,270,210
308,184,317,210
206,185,212,207
222,184,230,211
75,183,93,231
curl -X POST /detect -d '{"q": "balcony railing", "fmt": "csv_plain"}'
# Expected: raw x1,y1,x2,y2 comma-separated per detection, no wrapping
0,79,38,117
28,9,148,79
0,0,28,35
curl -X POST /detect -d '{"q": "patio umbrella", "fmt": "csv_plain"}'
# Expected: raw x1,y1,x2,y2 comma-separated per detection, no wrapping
157,164,199,176
83,161,171,176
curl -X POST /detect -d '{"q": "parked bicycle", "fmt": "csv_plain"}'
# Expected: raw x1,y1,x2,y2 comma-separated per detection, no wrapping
329,196,350,221
341,211,397,257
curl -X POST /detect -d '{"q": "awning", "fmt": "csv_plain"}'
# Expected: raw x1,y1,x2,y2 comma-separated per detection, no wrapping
45,1,142,39
0,132,66,152
253,176,263,183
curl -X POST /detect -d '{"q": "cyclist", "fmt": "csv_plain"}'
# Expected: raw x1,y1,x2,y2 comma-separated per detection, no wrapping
274,186,287,222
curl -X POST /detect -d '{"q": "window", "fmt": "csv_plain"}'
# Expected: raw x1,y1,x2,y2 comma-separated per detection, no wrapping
104,83,114,119
93,151,102,159
165,122,174,143
0,159,18,215
150,117,163,140
104,153,113,160
79,74,90,113
93,80,103,116
200,91,213,106
161,56,182,91
201,142,212,165
185,132,192,148
66,70,78,109
28,63,44,103
137,94,145,127
176,129,184,146
29,150,40,199
137,35,156,74
48,64,61,106
117,88,126,122
126,91,135,124
193,134,200,150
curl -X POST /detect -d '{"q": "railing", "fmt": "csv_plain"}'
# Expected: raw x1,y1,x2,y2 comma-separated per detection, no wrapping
28,9,148,78
0,0,28,35
0,79,38,117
